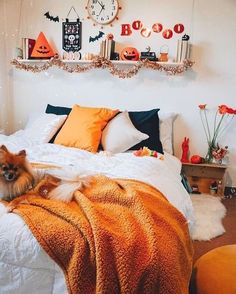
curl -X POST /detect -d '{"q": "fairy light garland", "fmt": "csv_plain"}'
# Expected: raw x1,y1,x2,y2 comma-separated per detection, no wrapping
11,56,194,79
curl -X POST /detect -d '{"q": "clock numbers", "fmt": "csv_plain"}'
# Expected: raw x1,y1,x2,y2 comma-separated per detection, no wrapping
86,0,120,25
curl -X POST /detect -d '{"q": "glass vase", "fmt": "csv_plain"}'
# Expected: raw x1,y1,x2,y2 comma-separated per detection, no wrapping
205,144,215,164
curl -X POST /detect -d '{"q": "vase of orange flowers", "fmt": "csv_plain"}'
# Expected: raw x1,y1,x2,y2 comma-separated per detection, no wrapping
199,104,236,163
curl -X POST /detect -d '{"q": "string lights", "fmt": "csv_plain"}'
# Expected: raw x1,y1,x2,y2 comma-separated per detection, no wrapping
11,56,194,79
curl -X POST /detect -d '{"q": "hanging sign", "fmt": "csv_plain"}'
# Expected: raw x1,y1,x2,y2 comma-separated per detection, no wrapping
62,6,82,52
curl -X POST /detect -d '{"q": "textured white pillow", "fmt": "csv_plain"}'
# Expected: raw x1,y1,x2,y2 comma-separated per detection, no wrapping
24,113,67,144
101,111,149,153
159,112,178,154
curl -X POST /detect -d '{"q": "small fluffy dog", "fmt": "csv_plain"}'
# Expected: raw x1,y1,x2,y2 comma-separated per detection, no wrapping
0,145,34,201
0,145,90,211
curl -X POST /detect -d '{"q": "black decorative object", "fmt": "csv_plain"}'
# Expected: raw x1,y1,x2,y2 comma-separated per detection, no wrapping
182,34,190,41
140,52,157,61
62,7,82,52
140,48,157,61
110,52,119,60
44,11,59,22
89,31,105,43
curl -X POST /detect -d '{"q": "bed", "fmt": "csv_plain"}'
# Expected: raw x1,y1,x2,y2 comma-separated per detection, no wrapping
0,105,194,294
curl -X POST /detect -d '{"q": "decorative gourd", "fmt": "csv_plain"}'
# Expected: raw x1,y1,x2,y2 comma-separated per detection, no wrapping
31,32,55,58
121,47,139,61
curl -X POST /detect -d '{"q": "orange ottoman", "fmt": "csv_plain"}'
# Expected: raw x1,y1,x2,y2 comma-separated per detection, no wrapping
192,245,236,294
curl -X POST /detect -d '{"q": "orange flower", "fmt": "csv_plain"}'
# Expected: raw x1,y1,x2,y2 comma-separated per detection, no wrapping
199,103,235,163
227,107,236,114
218,104,228,114
198,104,207,110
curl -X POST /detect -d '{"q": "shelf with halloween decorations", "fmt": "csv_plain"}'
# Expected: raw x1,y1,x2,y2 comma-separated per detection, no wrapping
12,28,194,78
16,59,184,66
12,4,195,78
12,56,193,78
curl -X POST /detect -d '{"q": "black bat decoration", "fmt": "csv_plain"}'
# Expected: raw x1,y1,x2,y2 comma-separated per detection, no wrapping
44,11,59,22
89,31,105,43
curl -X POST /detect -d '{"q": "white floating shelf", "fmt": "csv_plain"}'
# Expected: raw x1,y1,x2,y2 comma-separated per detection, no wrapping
12,58,194,77
17,59,184,66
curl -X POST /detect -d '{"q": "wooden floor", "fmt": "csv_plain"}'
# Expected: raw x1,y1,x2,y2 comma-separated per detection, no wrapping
193,196,236,263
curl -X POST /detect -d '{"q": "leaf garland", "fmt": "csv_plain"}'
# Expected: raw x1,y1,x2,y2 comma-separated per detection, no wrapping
11,56,194,79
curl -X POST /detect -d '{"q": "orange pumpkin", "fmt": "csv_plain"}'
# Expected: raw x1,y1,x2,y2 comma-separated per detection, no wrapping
121,47,139,61
31,32,55,58
190,155,203,164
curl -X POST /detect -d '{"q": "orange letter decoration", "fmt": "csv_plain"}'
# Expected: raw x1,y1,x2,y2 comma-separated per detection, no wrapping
120,24,132,36
132,20,143,30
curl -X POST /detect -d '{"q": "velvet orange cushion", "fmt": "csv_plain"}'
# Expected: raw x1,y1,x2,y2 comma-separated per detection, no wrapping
54,105,118,152
191,245,236,294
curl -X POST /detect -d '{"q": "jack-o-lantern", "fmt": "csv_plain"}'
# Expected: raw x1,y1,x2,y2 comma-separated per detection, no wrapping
31,32,55,58
121,47,139,61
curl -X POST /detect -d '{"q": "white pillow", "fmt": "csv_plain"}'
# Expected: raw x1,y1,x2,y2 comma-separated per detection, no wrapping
24,111,42,130
24,113,67,144
101,111,149,153
159,112,177,154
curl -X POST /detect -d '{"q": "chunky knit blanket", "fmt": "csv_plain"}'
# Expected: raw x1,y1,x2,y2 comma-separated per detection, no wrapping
14,175,193,294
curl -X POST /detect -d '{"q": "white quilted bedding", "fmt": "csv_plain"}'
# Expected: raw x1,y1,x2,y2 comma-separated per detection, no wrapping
0,137,194,294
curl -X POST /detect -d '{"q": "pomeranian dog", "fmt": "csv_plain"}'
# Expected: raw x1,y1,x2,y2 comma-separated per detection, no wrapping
0,145,35,201
0,145,90,211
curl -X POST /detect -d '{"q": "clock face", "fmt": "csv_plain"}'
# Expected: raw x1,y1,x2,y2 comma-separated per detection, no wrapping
87,0,119,25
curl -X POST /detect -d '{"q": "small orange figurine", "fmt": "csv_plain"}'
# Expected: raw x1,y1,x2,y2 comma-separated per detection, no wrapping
181,137,190,163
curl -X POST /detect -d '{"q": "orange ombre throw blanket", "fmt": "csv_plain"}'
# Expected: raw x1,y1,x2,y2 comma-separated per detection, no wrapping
14,175,193,294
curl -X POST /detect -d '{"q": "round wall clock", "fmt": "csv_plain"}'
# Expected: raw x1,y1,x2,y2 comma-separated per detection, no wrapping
86,0,121,26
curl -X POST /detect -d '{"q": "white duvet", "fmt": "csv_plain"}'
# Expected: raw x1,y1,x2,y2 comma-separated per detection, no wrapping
0,134,194,294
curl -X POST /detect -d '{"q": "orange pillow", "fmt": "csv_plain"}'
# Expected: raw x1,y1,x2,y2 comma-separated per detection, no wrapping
54,105,119,152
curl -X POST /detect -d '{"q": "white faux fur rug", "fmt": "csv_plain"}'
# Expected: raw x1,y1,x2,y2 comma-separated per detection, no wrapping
191,194,227,241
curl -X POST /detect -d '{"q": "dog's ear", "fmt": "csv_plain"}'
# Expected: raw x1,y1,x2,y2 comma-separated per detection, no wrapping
0,145,9,153
18,150,26,157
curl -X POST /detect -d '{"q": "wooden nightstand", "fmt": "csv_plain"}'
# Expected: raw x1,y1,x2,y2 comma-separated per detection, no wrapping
181,162,227,196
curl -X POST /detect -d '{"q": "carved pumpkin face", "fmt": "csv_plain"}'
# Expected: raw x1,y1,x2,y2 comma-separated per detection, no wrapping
31,32,55,58
37,45,50,54
121,47,139,61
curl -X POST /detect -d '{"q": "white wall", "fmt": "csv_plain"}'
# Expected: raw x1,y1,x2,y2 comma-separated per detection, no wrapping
1,0,236,186
0,1,10,131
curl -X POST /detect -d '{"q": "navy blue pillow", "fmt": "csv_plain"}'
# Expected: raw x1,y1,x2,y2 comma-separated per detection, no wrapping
128,109,163,154
45,104,72,115
45,104,72,143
